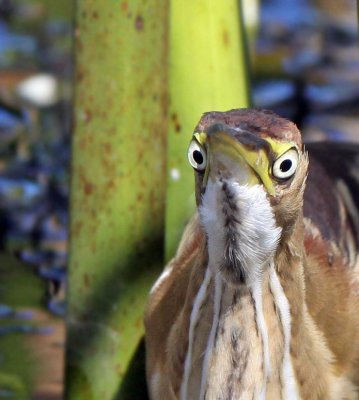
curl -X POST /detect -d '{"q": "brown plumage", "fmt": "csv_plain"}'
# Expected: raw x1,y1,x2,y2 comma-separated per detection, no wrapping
145,109,359,399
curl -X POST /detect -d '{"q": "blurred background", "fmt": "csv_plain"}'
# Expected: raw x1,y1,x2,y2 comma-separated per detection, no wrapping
0,0,358,399
0,1,71,398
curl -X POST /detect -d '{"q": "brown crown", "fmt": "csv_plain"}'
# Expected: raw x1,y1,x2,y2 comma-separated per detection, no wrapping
195,108,302,148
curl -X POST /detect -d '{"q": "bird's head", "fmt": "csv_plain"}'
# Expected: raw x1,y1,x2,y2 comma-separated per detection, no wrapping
188,109,308,285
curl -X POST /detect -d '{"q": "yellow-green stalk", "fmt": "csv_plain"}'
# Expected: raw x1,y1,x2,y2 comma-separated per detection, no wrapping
66,1,168,398
165,0,250,260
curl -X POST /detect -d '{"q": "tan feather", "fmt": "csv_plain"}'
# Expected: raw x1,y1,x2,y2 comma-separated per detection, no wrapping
145,109,359,399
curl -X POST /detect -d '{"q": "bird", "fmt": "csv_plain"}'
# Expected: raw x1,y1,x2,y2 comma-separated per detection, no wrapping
144,108,359,399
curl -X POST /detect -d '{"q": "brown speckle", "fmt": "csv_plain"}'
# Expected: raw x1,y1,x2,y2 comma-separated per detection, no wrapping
135,15,144,31
76,67,84,81
290,345,298,357
72,221,83,236
103,142,112,154
171,113,181,133
230,326,240,347
121,1,128,11
84,181,94,195
223,29,230,46
84,109,92,124
106,180,116,191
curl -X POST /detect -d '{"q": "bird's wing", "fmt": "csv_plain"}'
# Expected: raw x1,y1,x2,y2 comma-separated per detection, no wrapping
303,142,359,377
304,142,359,256
144,214,205,398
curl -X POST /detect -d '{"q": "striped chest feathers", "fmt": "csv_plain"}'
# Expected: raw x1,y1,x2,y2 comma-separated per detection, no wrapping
179,181,298,400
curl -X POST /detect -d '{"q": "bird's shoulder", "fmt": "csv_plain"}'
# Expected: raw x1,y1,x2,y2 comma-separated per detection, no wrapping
304,142,359,256
303,143,359,369
145,214,205,330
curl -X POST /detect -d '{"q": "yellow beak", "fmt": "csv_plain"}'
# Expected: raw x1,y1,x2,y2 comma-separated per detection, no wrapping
195,125,276,195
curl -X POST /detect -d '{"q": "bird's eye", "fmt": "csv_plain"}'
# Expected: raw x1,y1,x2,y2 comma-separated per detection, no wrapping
188,140,207,171
272,149,299,180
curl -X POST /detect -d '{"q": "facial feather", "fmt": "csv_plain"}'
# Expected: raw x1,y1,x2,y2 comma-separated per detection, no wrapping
199,179,282,285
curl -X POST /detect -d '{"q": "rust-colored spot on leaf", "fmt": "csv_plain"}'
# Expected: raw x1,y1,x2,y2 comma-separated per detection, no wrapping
222,29,230,47
76,67,84,81
121,1,128,11
103,142,112,154
171,112,181,133
105,179,117,191
84,109,92,124
135,316,142,329
137,148,144,161
84,181,94,195
135,15,144,31
92,10,99,19
72,221,83,236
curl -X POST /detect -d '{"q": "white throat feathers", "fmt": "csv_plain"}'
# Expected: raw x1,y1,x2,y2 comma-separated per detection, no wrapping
199,179,282,286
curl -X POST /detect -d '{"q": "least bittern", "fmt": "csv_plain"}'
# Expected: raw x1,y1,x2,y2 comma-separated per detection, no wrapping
145,109,359,399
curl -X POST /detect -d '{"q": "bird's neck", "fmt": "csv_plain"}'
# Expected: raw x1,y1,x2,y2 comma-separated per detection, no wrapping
273,218,339,399
180,218,340,400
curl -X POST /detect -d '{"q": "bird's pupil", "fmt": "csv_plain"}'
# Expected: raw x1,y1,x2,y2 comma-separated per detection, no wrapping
193,150,204,164
280,159,292,172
